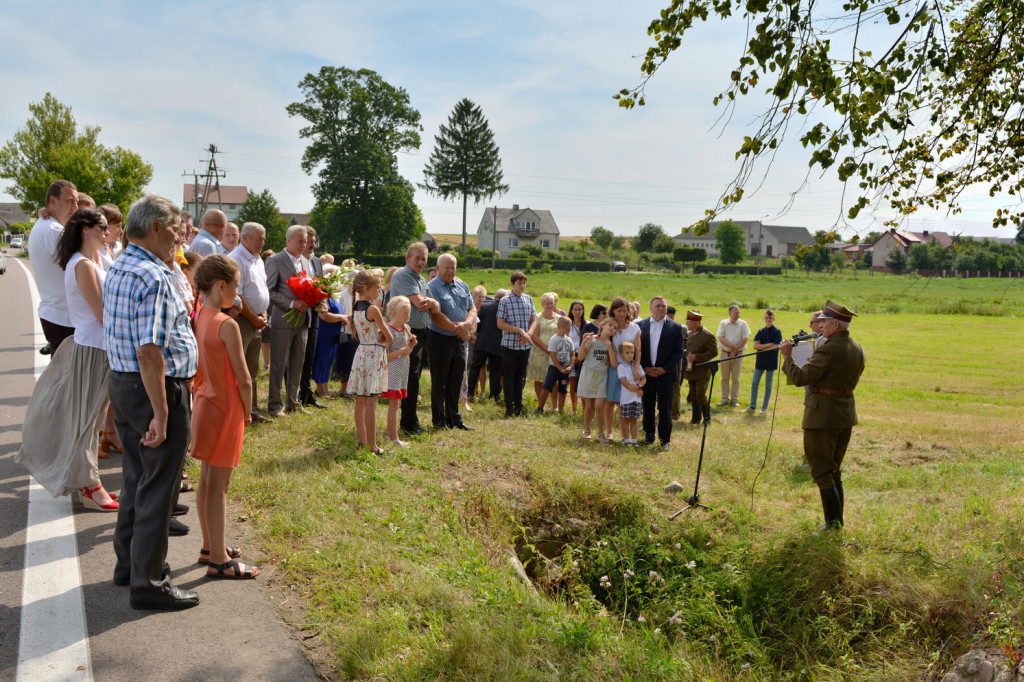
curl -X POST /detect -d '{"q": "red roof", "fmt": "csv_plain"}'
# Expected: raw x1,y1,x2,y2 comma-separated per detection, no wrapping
891,230,953,247
183,184,248,205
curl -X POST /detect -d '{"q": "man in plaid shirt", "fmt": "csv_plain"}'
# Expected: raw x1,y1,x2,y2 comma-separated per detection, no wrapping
103,193,200,611
496,271,535,417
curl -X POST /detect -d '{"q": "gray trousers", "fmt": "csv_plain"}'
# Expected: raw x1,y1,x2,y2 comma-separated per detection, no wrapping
268,322,307,413
236,316,264,417
109,372,191,597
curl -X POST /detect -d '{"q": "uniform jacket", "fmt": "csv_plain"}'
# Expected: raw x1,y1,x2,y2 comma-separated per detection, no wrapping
683,326,718,380
638,317,685,382
782,329,865,429
265,250,311,328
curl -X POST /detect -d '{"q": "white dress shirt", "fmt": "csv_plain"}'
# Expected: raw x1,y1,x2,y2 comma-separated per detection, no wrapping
230,245,270,315
648,316,665,364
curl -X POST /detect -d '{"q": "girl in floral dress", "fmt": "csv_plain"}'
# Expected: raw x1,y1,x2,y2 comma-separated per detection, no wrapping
347,270,393,453
383,296,417,447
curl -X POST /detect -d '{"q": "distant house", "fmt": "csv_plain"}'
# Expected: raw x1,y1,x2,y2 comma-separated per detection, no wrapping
673,220,814,257
477,204,560,257
870,229,953,269
281,212,312,226
183,184,249,220
0,202,32,226
839,243,873,262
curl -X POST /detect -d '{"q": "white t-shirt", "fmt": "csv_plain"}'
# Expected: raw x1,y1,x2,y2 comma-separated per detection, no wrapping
64,252,106,349
28,217,73,326
617,364,641,405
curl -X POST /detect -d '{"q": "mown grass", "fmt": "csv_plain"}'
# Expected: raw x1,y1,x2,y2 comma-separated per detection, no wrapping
225,272,1024,680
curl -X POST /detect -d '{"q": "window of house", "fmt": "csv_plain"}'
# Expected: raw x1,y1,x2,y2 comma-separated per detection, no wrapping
541,239,550,248
521,221,537,231
509,237,519,247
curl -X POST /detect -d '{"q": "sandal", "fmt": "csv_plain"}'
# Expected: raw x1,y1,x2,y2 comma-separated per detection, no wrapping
198,547,241,565
98,430,122,458
206,558,259,579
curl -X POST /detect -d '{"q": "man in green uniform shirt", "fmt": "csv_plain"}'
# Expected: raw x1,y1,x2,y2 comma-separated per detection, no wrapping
780,300,865,529
683,310,718,425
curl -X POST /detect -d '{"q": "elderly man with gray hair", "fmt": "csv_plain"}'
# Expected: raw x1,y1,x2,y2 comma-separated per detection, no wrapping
426,253,477,430
265,224,311,416
229,222,271,422
103,193,200,610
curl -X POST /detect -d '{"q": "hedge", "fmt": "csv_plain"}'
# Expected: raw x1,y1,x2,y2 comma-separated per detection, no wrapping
327,253,612,272
692,265,783,275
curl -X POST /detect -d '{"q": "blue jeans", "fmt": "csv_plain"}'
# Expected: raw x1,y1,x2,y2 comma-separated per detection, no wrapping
749,368,774,410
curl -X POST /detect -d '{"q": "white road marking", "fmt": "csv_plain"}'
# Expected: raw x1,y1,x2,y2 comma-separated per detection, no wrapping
12,257,93,681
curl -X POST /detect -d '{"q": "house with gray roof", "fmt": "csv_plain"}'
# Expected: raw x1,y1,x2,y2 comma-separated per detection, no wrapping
673,220,814,257
477,204,560,257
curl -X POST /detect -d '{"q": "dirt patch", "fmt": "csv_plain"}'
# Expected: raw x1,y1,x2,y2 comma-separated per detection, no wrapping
441,460,532,509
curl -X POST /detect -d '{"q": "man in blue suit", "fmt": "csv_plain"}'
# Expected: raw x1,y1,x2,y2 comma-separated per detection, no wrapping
638,296,685,450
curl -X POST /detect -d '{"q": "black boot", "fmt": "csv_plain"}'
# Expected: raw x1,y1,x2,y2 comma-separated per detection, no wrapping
690,402,701,424
702,403,711,424
819,487,843,530
835,483,845,527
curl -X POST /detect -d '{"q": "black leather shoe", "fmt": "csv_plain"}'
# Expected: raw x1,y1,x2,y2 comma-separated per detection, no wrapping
114,562,170,587
401,426,425,437
453,423,474,431
303,397,327,409
169,517,190,536
130,585,200,611
172,502,188,516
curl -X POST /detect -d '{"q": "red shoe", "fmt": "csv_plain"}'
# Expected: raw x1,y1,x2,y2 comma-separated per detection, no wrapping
79,485,119,511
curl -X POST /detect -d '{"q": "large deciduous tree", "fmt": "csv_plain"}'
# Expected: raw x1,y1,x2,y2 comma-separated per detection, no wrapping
618,1,1024,234
235,188,290,252
287,66,423,256
715,220,747,264
420,98,509,258
633,222,667,252
0,93,152,214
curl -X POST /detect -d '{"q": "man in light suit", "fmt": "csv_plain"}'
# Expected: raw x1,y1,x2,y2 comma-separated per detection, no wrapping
266,225,311,416
298,225,326,409
638,296,685,450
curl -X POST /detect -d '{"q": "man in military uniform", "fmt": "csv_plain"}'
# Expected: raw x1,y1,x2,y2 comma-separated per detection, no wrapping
780,300,865,529
683,310,718,425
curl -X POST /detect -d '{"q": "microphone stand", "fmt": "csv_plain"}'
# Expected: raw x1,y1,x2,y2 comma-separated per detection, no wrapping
669,333,813,519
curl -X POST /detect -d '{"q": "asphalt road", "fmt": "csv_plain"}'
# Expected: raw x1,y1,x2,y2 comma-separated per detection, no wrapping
0,256,319,681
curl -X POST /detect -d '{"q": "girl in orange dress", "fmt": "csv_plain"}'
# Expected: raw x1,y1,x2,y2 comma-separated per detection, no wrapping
191,255,259,580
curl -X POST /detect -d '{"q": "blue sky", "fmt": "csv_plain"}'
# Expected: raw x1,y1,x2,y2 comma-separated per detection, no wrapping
0,0,1016,240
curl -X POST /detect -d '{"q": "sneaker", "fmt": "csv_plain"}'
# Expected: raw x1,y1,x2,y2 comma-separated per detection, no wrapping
731,400,740,407
760,408,768,416
716,399,729,407
743,406,755,414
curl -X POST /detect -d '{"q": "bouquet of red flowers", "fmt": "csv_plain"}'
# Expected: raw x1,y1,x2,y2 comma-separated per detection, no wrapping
283,271,329,327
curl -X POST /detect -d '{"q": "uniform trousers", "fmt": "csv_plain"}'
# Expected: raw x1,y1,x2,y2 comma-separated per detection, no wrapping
687,377,710,406
109,372,191,597
804,427,852,490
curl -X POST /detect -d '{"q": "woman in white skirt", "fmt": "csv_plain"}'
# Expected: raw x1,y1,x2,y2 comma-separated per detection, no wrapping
16,208,119,510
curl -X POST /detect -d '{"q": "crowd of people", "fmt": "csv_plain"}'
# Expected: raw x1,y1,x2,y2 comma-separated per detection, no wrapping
14,180,865,612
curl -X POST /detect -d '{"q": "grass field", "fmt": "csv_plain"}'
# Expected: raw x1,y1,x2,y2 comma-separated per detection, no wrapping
220,270,1024,680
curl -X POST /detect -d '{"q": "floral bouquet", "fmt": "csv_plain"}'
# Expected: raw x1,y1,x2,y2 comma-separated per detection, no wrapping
282,260,358,327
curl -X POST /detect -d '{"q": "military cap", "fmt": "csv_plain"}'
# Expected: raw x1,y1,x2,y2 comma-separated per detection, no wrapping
686,310,703,321
818,300,857,323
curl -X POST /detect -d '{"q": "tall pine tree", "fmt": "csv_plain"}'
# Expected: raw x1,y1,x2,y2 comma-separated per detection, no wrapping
420,99,509,257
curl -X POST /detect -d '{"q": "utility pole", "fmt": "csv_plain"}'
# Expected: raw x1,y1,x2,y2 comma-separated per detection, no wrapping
181,144,226,218
756,219,763,276
491,205,498,269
